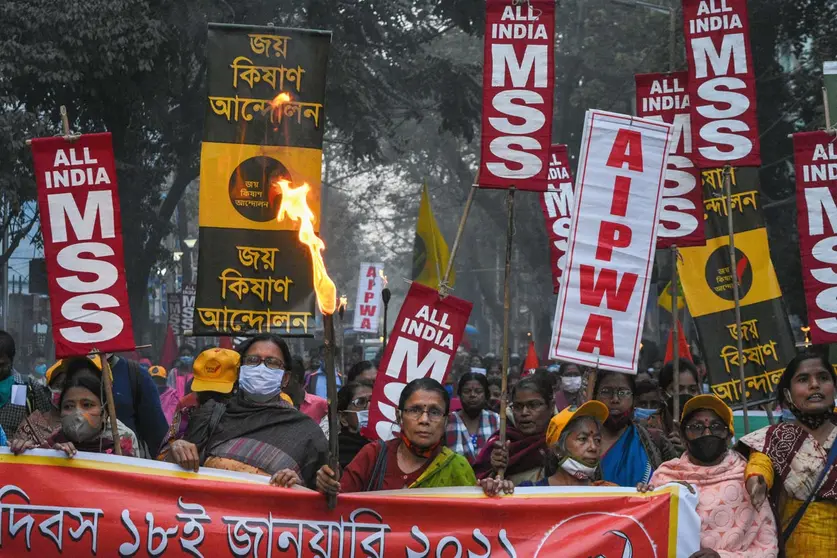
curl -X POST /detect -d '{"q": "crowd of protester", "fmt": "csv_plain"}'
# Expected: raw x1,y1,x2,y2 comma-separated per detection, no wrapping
1,328,836,556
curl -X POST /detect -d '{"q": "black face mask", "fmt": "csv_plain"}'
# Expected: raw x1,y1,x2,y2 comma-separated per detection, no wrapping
787,403,834,430
687,435,727,463
667,393,694,419
604,412,633,431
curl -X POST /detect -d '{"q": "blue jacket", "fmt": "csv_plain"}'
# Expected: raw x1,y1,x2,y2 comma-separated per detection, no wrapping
111,358,168,456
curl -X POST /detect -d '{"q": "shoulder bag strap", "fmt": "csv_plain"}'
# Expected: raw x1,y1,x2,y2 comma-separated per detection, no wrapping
198,402,227,465
782,431,837,540
365,440,389,492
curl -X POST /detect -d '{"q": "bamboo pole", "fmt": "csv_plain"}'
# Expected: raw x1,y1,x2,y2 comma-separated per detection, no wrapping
440,184,479,295
496,188,516,480
97,353,123,456
723,166,750,434
323,313,339,509
671,246,681,423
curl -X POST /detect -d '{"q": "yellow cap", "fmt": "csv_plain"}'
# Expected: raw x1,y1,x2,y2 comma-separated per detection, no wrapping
46,354,103,384
545,400,609,447
191,348,240,394
148,365,167,379
681,394,734,436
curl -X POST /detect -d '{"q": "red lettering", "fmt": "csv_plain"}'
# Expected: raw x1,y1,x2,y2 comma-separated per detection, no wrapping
578,265,638,312
367,279,376,290
577,314,615,357
606,129,644,171
366,266,377,277
595,222,632,262
363,292,375,303
361,318,372,329
611,176,632,217
360,305,377,316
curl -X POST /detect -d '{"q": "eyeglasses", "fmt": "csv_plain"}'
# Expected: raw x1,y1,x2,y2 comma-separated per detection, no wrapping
242,355,285,370
402,406,446,421
350,396,371,408
511,400,547,413
599,388,633,400
684,422,728,437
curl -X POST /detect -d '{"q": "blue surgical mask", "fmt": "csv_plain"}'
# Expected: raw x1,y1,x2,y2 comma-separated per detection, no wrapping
180,356,194,366
634,407,658,421
239,364,284,402
34,364,48,377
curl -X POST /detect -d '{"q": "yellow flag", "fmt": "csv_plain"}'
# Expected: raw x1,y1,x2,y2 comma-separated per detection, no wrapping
658,279,685,312
412,185,454,289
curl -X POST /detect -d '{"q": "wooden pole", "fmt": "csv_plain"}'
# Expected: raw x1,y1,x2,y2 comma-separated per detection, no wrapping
440,184,478,295
381,288,391,349
497,188,516,480
671,246,681,423
322,313,339,509
825,87,833,131
723,166,750,434
97,353,123,456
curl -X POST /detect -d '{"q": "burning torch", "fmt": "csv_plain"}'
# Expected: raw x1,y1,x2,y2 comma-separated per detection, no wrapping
380,270,391,349
275,179,339,508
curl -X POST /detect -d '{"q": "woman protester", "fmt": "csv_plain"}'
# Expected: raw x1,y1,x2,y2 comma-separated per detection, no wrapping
337,380,373,469
474,375,554,485
11,358,138,457
738,352,837,556
553,362,584,412
445,372,500,464
595,371,679,486
315,379,513,495
168,333,328,488
639,395,778,558
519,401,612,488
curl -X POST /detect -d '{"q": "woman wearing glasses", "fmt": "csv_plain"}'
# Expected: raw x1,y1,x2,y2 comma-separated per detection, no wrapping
639,395,779,558
336,380,374,469
594,371,679,486
474,374,555,485
168,333,328,489
316,378,508,494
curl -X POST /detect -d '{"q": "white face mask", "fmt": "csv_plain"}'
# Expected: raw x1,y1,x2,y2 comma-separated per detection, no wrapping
560,456,597,480
561,376,582,393
239,364,284,402
354,410,369,430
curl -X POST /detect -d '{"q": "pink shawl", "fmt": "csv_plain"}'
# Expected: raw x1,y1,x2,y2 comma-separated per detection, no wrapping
651,451,778,558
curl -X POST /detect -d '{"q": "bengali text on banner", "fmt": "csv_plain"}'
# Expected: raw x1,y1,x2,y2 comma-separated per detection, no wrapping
540,144,575,294
550,110,672,372
635,71,705,248
677,167,795,406
682,0,761,168
0,449,701,557
352,262,384,334
364,282,472,441
195,23,331,337
478,0,555,191
29,133,136,357
793,131,837,344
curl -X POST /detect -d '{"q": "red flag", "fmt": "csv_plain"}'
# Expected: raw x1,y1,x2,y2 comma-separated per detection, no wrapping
523,341,539,376
664,320,692,363
160,325,178,368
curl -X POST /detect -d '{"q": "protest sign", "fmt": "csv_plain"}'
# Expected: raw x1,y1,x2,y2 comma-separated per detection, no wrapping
678,168,795,406
635,72,705,247
352,262,384,333
478,0,555,191
539,145,575,293
181,284,196,335
550,110,672,372
794,132,837,344
29,133,135,357
167,293,182,336
825,61,837,126
683,0,761,168
0,449,701,557
194,24,331,336
364,282,472,440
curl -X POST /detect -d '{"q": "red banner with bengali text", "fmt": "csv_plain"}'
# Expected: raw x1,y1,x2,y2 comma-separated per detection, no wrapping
682,0,761,168
794,131,837,344
0,450,700,557
635,72,705,248
540,145,575,293
29,133,135,357
478,0,555,191
363,282,472,441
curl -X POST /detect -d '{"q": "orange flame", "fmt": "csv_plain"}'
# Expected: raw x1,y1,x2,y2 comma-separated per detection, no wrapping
378,269,388,288
275,180,336,315
271,92,291,108
338,296,348,312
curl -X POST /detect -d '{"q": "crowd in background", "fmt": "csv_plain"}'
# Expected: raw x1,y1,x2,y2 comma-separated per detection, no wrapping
1,328,835,557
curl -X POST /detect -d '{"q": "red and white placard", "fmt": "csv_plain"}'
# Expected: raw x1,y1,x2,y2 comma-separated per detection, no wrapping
352,261,384,333
540,145,575,293
549,111,672,372
635,72,705,248
794,132,837,344
478,0,555,191
30,133,136,357
363,282,472,441
683,0,761,168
